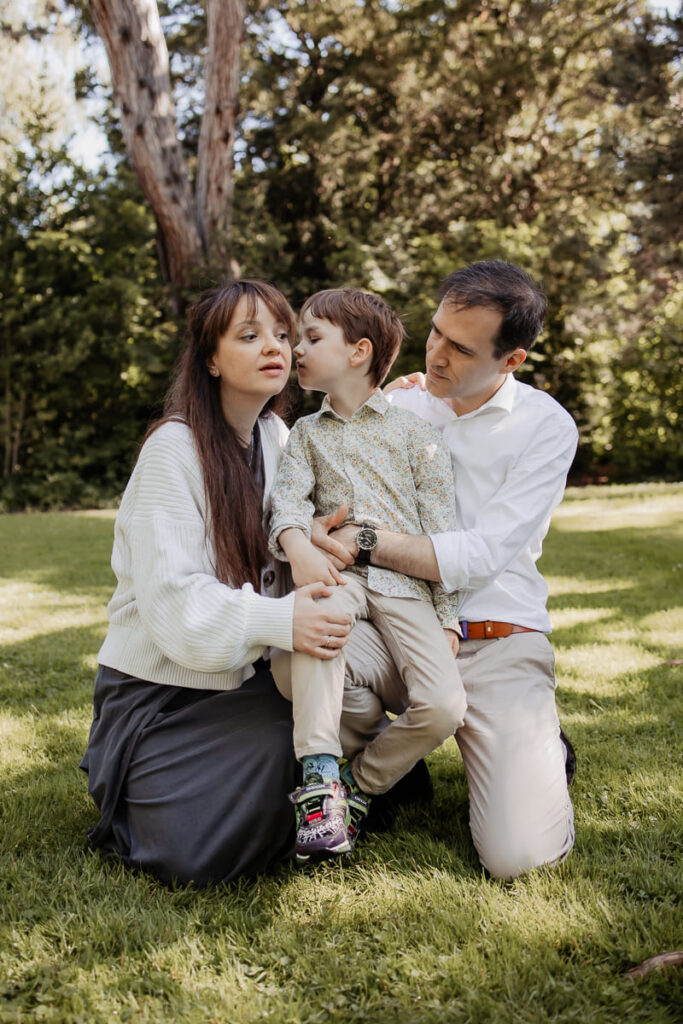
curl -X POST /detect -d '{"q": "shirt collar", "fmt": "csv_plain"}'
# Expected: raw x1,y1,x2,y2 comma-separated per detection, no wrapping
427,372,518,421
479,372,517,415
319,389,389,420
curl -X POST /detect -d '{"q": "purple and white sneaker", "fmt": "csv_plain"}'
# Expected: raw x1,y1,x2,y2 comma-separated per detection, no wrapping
289,775,351,863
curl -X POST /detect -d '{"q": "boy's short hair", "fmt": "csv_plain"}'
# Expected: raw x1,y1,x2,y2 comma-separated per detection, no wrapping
440,260,547,357
301,288,405,387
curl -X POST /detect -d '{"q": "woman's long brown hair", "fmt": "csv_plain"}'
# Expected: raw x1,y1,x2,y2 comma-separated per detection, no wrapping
148,280,295,590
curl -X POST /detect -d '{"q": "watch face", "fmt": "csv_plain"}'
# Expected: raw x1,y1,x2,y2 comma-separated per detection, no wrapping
357,526,377,551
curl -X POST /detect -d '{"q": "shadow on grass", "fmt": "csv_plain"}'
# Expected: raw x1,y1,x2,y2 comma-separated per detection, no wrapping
543,522,680,591
0,623,104,714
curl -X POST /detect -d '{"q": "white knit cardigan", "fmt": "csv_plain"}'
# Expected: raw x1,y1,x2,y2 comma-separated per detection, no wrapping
97,415,296,690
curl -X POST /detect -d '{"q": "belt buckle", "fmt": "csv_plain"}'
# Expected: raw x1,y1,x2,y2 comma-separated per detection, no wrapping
460,620,468,640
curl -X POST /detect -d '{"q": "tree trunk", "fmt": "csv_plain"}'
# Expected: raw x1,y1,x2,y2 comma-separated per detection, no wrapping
196,0,246,267
90,0,203,293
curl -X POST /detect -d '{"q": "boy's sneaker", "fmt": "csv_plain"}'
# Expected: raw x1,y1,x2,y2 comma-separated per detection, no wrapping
340,763,372,852
289,775,351,863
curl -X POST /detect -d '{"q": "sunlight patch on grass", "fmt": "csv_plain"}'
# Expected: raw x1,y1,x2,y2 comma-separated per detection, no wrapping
71,509,118,521
0,715,43,769
0,712,52,782
640,607,683,646
546,576,635,596
556,643,661,688
0,582,107,643
551,607,617,629
556,486,683,533
81,653,100,672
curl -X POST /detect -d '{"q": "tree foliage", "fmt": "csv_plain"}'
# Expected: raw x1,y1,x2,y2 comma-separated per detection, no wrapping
0,135,178,508
0,0,680,506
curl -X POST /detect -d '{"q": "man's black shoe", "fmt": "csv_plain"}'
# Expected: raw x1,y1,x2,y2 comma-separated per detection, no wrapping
365,758,434,833
560,728,577,786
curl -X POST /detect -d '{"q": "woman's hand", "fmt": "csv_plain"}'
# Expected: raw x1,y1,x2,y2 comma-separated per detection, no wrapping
292,582,352,659
383,371,426,394
311,504,355,570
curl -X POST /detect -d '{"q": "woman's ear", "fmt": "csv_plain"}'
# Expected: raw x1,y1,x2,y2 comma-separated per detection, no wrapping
350,337,373,369
207,358,220,377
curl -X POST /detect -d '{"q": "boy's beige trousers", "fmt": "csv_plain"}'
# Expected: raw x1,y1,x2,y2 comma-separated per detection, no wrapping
271,572,466,795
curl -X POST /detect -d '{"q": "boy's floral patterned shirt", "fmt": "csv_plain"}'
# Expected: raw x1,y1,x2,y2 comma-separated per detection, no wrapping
269,389,460,629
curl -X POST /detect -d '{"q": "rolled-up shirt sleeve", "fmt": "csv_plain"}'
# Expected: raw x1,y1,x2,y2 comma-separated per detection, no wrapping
431,418,578,594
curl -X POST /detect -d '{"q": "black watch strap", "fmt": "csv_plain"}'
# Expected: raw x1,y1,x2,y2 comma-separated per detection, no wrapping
355,525,378,565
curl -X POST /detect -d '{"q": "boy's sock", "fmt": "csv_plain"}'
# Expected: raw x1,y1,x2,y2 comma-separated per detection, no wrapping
302,753,340,783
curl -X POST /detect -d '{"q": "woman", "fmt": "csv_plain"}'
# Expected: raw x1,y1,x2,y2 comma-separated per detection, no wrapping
81,280,353,886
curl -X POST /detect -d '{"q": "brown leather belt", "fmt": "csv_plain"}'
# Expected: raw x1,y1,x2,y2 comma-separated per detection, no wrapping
460,620,539,640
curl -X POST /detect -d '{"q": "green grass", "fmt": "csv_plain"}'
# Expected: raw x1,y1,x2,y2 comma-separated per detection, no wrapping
1,484,682,1023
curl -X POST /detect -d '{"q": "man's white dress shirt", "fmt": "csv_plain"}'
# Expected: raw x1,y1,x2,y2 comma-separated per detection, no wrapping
388,373,578,632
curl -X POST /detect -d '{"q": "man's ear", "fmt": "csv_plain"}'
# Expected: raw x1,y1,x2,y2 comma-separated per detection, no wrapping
350,337,373,368
503,347,527,373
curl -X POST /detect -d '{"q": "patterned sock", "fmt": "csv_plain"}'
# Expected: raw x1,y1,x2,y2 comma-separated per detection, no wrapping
302,754,340,783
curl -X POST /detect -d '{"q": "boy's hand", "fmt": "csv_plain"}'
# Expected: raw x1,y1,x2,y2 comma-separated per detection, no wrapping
291,546,347,588
383,371,426,394
279,527,348,588
443,628,460,658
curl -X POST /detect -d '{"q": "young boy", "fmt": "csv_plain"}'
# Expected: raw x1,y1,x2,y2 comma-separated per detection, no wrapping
269,288,466,862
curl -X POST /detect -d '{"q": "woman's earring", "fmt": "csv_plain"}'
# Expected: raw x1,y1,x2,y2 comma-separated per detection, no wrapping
209,367,219,377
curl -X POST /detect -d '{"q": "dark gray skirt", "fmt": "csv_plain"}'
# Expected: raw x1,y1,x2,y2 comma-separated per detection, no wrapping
80,662,298,887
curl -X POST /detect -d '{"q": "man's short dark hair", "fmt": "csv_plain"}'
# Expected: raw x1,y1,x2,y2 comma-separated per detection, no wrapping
440,260,547,357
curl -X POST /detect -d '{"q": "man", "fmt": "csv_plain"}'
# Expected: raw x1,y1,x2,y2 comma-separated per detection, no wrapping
315,260,577,879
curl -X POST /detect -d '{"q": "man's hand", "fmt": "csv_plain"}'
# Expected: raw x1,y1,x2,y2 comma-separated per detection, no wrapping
311,504,356,570
443,628,460,658
383,371,426,394
327,523,360,561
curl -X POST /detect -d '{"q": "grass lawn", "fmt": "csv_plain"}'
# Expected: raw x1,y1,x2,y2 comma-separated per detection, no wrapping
1,483,681,1023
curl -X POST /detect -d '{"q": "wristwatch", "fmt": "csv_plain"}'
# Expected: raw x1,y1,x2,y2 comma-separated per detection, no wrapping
355,525,378,565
